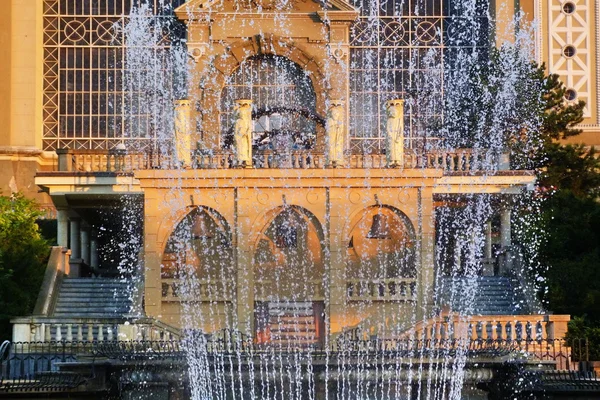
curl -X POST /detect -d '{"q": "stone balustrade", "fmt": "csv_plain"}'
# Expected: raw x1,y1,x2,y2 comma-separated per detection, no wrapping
406,314,570,342
161,278,233,302
346,278,417,302
11,317,181,343
55,148,508,173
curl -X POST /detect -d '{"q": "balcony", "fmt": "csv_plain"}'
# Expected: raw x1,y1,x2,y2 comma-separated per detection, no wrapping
52,148,511,174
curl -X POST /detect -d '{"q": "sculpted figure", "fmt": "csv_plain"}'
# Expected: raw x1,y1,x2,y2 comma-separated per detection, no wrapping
326,100,345,167
234,99,253,167
174,99,192,168
386,99,405,168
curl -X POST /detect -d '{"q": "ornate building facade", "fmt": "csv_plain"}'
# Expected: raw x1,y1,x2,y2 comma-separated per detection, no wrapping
0,0,580,343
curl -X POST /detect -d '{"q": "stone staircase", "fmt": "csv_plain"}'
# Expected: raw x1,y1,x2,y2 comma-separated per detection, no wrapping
267,302,319,349
438,276,528,315
53,278,133,318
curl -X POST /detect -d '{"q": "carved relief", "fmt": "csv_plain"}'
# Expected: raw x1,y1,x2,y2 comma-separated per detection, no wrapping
188,44,209,62
548,0,592,117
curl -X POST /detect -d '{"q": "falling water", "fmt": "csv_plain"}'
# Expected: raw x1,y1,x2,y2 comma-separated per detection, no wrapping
120,0,546,399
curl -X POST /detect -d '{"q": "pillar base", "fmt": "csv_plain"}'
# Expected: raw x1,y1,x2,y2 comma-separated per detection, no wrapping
69,259,84,277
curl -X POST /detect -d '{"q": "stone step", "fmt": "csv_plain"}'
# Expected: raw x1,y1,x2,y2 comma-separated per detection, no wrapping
56,298,131,304
268,311,313,318
269,318,315,324
57,290,130,295
264,302,319,347
439,276,523,316
61,281,128,287
61,280,128,285
53,278,133,318
270,324,316,332
270,333,317,340
268,301,312,307
58,290,128,295
58,291,128,296
59,287,129,292
54,310,130,316
268,306,313,313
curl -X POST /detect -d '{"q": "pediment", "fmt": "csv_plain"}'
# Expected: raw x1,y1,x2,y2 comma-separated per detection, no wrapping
176,0,357,19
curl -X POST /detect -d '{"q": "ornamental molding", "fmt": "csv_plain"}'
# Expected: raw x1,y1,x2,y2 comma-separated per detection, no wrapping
547,0,592,118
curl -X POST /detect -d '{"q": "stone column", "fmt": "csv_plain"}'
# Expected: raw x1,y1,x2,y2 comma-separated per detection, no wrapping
498,207,513,275
56,208,69,248
328,188,347,336
81,223,90,265
235,188,254,335
454,241,462,270
69,218,81,260
500,208,511,248
90,237,99,270
484,221,493,258
417,188,436,321
482,221,495,276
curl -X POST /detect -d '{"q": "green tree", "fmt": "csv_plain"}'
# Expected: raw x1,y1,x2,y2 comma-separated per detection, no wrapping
0,193,50,340
543,190,600,321
530,66,600,358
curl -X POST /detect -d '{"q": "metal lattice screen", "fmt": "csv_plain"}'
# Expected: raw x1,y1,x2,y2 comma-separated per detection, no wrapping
42,0,489,152
348,0,490,153
42,0,186,151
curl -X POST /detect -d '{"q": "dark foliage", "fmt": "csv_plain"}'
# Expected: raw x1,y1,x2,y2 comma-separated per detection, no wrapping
0,193,50,340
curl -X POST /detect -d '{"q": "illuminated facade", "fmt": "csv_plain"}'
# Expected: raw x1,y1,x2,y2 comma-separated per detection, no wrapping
0,0,583,342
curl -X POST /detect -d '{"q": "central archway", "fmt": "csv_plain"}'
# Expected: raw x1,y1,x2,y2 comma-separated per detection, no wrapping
252,205,325,347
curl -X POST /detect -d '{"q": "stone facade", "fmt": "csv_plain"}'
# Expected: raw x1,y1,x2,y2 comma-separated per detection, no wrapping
0,0,582,342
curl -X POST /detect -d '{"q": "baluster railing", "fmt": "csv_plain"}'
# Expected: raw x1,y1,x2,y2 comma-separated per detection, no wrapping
53,148,513,172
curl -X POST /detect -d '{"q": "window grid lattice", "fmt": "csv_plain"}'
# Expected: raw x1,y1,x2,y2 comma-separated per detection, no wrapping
349,0,447,153
348,0,489,154
42,0,185,151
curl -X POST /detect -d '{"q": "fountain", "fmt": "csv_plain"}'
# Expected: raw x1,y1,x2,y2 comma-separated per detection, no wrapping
1,0,583,399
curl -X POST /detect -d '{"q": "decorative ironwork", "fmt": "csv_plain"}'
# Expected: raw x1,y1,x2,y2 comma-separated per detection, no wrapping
42,0,186,151
348,0,490,153
0,337,592,393
0,341,90,392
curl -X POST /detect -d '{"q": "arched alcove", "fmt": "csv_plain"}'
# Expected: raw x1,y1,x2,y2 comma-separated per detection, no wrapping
252,205,326,346
253,205,325,302
220,54,320,151
160,207,234,300
346,205,416,282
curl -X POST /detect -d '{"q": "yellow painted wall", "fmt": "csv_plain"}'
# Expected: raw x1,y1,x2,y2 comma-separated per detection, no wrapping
0,1,12,147
10,0,40,148
0,1,53,207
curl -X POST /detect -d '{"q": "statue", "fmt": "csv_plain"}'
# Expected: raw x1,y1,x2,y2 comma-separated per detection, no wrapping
326,100,345,167
386,99,405,168
233,99,253,168
174,99,192,168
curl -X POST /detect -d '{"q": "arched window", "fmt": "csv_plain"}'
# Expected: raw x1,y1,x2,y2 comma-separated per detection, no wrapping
220,55,318,150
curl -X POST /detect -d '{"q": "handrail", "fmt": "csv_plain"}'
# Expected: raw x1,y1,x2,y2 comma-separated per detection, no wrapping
399,314,571,342
10,316,181,343
54,148,509,173
33,247,70,316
